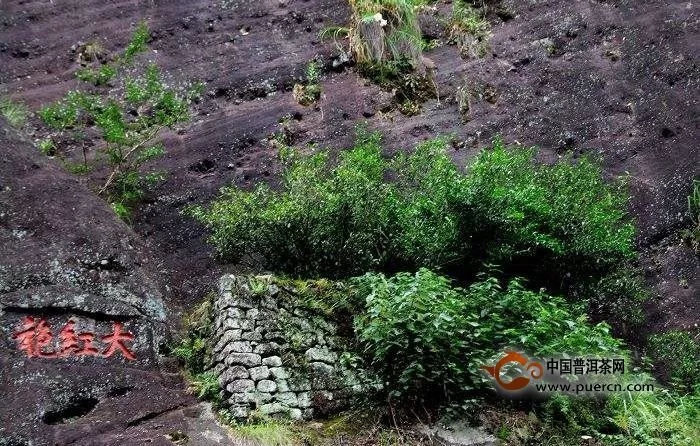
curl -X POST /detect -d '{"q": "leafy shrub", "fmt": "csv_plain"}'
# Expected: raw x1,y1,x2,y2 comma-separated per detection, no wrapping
171,297,213,374
646,331,700,392
585,267,647,332
37,23,200,220
189,129,392,276
352,268,623,405
463,139,635,288
170,297,222,406
192,131,635,290
37,138,57,156
75,64,117,86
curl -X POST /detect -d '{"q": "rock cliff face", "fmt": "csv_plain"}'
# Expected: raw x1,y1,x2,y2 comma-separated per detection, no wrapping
0,122,214,445
212,275,373,421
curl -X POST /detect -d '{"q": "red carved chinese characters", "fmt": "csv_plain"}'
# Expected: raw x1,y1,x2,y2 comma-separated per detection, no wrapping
77,332,101,357
12,316,41,357
101,322,136,361
12,318,136,361
58,320,80,356
11,316,57,357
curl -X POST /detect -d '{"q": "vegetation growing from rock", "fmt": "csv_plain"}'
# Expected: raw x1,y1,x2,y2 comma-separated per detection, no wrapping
171,296,222,405
190,130,635,296
448,0,491,58
320,0,436,114
353,268,623,404
36,23,202,220
293,61,322,106
0,97,28,128
352,268,700,444
683,179,700,254
186,128,699,443
326,0,424,69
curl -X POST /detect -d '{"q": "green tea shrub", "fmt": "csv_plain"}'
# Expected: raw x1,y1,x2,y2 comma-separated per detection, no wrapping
352,268,623,404
463,139,635,288
193,132,635,291
647,331,700,392
37,23,201,220
190,130,392,275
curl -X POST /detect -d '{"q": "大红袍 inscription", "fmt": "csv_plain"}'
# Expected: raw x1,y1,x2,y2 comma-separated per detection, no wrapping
12,316,136,360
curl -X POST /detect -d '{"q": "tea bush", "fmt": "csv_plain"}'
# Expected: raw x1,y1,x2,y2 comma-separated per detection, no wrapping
189,130,393,275
192,131,635,289
37,23,201,220
351,268,623,404
647,331,700,392
463,139,636,289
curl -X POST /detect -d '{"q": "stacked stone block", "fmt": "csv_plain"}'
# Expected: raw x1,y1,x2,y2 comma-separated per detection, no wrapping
212,275,368,420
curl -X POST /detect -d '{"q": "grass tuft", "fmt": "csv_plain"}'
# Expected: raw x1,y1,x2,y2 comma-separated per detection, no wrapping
1,97,29,128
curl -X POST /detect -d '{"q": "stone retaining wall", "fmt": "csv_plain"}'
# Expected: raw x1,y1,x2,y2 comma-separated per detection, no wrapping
212,275,371,420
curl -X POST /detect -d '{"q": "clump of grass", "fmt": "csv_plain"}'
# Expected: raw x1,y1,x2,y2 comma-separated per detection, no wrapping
231,419,298,446
1,97,28,128
605,390,700,445
682,179,700,253
64,161,91,175
37,138,56,155
449,0,491,59
76,40,106,64
343,0,424,69
292,61,322,106
321,1,436,113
